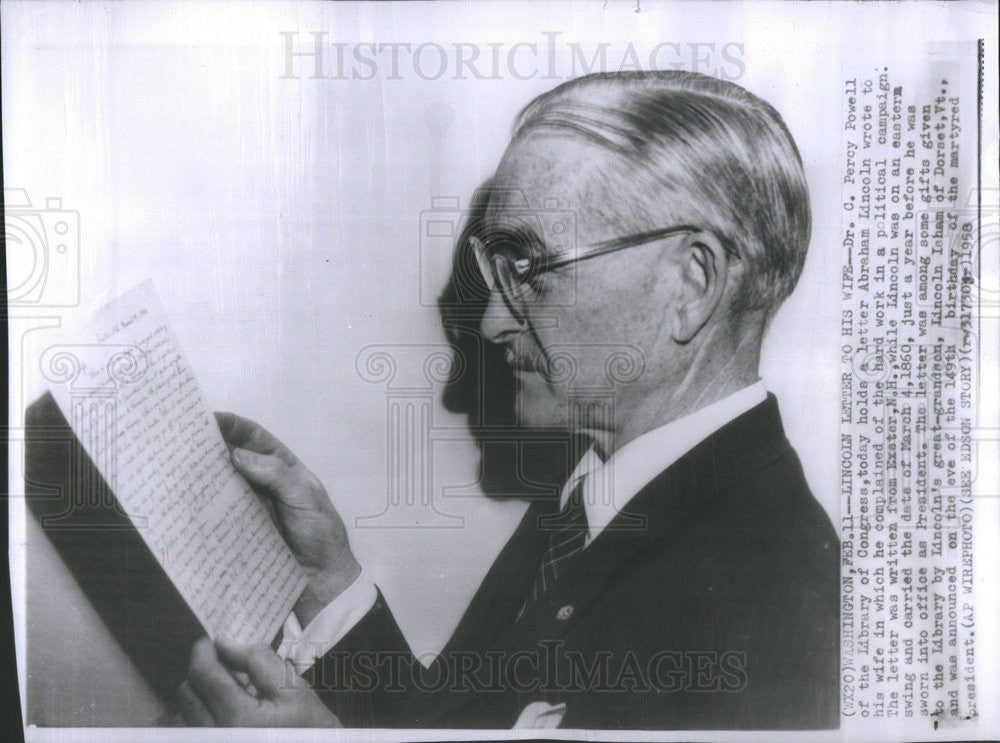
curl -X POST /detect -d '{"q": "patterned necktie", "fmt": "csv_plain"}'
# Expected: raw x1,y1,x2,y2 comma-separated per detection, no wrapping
527,476,590,607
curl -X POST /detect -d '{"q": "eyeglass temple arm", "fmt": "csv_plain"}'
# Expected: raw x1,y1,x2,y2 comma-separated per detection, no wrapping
544,225,736,269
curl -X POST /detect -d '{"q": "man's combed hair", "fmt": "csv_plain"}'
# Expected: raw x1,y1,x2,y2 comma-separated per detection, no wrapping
513,70,811,318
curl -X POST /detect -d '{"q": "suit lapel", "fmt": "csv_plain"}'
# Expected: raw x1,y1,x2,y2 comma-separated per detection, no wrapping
424,395,796,727
441,498,556,653
502,394,794,638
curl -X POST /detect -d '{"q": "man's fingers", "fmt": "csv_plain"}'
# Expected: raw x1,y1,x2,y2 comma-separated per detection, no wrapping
212,636,253,674
232,449,294,492
216,638,296,697
214,412,297,466
177,681,215,727
230,448,324,517
187,638,251,723
214,411,238,440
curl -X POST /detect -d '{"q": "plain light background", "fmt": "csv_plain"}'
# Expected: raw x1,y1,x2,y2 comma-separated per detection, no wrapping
4,0,997,732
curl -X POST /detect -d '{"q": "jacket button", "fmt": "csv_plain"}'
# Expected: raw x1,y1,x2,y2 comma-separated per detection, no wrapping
556,605,574,621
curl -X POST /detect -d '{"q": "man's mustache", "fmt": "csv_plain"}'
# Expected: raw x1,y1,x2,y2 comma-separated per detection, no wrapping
502,345,540,372
501,345,567,379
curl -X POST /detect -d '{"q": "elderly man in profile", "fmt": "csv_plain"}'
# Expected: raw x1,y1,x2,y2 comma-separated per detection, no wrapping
179,70,839,730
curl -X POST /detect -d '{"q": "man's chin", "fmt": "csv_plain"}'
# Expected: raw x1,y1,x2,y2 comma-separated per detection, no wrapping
513,387,565,430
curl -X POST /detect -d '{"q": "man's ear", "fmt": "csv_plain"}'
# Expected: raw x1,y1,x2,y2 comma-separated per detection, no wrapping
668,231,730,343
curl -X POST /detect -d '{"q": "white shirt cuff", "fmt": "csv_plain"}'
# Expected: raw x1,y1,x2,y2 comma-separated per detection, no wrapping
513,701,567,729
276,568,378,674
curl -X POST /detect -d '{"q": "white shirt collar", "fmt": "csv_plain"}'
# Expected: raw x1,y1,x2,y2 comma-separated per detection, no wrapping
559,381,769,544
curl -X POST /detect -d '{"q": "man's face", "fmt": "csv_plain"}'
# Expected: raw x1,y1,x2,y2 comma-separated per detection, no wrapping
478,135,682,438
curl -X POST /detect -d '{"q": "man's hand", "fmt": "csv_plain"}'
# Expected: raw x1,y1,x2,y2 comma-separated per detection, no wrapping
178,637,342,727
215,412,362,625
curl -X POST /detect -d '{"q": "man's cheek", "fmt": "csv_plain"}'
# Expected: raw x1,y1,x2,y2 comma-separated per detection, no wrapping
515,377,567,427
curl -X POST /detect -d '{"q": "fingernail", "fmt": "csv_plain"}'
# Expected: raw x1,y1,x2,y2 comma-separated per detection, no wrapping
232,448,253,467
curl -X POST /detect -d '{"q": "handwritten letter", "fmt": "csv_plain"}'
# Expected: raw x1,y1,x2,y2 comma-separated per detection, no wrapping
45,281,309,644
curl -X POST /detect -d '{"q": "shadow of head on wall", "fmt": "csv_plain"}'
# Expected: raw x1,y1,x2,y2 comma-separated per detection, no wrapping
435,180,579,503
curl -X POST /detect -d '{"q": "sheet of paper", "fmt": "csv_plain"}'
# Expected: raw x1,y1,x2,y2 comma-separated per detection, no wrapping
44,280,309,644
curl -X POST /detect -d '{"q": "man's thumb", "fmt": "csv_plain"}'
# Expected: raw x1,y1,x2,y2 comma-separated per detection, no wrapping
217,639,296,697
232,448,284,487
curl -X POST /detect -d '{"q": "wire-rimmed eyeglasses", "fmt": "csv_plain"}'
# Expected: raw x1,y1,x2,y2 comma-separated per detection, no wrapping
471,224,738,323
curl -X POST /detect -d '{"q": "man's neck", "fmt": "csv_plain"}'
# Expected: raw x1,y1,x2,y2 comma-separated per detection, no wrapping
590,351,763,457
582,323,765,456
606,373,761,456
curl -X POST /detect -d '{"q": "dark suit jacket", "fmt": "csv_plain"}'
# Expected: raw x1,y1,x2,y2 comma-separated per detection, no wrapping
307,394,839,729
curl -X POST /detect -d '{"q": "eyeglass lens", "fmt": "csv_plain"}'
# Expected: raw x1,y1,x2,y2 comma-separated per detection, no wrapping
471,235,532,321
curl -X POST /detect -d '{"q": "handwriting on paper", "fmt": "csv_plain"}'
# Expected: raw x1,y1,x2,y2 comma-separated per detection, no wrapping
46,281,308,644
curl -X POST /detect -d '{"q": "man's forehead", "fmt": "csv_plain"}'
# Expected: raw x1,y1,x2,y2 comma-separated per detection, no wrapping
485,135,609,218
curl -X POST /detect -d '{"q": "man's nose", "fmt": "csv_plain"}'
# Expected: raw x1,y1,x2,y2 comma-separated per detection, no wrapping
479,288,522,343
